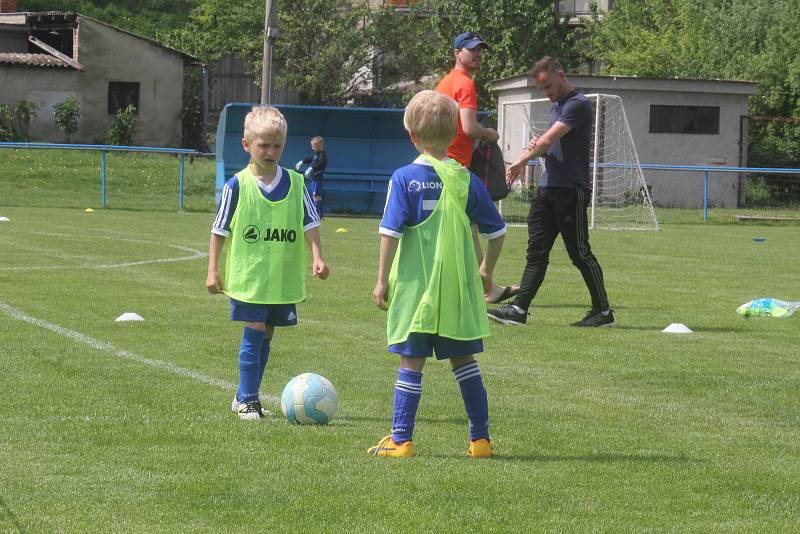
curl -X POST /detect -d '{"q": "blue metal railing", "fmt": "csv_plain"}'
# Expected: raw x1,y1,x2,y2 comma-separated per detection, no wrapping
0,142,207,209
528,160,800,222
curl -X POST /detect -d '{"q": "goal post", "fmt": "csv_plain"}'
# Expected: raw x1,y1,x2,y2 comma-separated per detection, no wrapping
498,93,659,231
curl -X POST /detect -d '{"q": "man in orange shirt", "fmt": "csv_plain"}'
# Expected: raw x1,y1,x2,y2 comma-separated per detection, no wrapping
435,32,499,168
436,32,517,304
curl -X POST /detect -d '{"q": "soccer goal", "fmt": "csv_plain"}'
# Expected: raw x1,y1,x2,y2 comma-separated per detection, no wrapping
498,93,659,231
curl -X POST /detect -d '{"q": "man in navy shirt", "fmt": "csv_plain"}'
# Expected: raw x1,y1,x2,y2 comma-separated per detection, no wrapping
488,57,614,327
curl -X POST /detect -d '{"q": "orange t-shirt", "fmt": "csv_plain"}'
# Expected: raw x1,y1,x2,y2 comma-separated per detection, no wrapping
435,69,478,167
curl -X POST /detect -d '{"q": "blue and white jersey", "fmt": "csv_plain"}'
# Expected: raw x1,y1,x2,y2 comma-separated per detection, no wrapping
379,156,507,239
212,166,321,237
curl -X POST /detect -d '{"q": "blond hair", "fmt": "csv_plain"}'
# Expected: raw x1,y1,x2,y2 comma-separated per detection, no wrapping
310,135,324,145
403,90,458,151
243,106,287,141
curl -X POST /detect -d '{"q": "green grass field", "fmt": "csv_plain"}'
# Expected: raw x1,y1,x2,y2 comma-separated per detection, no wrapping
0,149,216,212
1,203,799,532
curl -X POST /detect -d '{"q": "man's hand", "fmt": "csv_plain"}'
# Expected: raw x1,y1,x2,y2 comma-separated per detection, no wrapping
372,280,389,311
506,160,525,186
526,135,540,152
484,127,499,143
294,160,303,171
479,268,494,296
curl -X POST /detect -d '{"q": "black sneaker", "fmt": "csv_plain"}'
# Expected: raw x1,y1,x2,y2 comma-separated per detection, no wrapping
487,304,528,325
571,309,615,327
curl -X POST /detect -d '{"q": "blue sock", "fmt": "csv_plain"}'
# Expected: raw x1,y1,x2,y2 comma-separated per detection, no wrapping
256,336,271,390
391,368,422,444
453,361,489,441
237,326,266,403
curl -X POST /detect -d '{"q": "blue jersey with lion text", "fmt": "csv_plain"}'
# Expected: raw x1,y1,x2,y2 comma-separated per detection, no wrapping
379,156,506,239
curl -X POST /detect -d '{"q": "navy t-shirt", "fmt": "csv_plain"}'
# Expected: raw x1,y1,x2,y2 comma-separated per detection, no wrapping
540,89,592,189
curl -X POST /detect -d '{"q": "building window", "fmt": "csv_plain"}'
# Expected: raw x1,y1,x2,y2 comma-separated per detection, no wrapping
556,0,592,14
649,105,720,134
28,28,74,57
107,82,140,114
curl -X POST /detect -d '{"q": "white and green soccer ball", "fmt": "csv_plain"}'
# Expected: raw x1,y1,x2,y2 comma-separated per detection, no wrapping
280,373,338,425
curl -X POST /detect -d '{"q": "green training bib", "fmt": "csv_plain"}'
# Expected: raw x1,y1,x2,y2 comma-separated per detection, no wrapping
387,156,490,344
224,166,306,304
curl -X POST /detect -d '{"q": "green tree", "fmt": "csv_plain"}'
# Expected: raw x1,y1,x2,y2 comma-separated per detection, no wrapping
585,0,800,167
105,105,138,146
423,0,578,109
18,0,199,39
13,100,38,142
53,96,80,143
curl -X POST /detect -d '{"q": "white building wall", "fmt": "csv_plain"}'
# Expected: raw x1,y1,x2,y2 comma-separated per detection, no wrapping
492,74,757,208
0,16,186,146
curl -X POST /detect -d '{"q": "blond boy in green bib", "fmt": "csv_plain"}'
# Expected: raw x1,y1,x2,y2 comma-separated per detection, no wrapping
368,91,507,458
207,106,329,420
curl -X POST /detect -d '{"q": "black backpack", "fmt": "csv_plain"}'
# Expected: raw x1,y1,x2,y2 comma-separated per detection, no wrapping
470,141,509,201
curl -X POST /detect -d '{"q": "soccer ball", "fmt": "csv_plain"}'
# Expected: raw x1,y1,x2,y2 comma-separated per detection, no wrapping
280,373,338,425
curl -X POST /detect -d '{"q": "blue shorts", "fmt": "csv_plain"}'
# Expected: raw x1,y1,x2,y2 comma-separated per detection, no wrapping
389,333,483,360
310,179,323,197
229,298,298,326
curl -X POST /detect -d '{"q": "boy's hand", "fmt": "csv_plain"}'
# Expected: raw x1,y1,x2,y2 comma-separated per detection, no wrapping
373,280,388,311
206,272,224,294
312,260,329,280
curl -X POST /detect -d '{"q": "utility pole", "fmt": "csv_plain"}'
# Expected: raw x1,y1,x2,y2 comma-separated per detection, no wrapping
260,0,277,104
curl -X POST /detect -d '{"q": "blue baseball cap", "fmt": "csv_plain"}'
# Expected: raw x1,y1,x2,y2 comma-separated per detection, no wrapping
453,31,488,50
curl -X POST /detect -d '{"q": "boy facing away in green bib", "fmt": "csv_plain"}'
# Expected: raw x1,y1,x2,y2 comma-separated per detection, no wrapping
206,106,329,420
368,90,507,458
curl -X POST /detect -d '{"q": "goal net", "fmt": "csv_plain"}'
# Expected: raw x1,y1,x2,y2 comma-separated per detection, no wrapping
498,93,659,231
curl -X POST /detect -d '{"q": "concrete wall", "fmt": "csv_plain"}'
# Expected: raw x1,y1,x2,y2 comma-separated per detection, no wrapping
0,16,184,146
492,74,757,208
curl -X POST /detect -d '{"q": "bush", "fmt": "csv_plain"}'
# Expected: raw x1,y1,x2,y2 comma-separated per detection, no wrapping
54,97,80,143
13,100,38,141
105,105,137,146
0,104,13,141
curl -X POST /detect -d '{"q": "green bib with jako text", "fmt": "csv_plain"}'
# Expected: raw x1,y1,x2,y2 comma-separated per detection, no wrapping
224,166,306,304
386,156,490,344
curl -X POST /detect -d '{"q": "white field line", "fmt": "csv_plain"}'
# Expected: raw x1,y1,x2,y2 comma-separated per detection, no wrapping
0,232,208,271
0,302,280,405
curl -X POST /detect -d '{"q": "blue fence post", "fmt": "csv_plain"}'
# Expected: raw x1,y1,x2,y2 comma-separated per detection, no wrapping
101,150,107,208
703,170,709,223
179,154,185,209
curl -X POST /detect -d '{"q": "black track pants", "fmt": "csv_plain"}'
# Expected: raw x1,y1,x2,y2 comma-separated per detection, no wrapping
513,185,610,311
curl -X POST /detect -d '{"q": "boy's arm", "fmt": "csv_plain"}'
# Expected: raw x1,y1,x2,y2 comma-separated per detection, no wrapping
303,226,329,279
471,224,484,264
206,233,225,293
373,234,399,311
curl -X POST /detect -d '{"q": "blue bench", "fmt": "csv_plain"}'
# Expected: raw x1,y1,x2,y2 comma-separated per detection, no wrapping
216,104,418,215
317,168,391,215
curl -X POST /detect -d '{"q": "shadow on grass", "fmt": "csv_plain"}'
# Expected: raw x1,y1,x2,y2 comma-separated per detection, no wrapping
489,452,699,464
613,325,743,334
0,493,26,534
333,415,467,425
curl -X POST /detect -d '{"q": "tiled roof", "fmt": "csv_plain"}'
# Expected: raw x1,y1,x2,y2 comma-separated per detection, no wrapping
0,52,70,68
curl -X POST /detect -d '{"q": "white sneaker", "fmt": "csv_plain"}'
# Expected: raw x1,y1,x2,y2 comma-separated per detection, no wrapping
231,397,270,418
